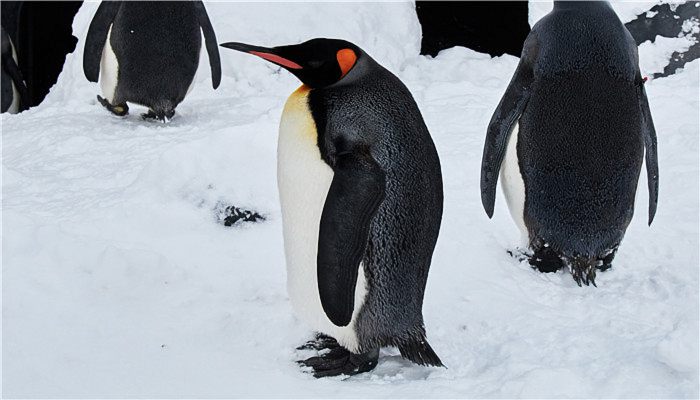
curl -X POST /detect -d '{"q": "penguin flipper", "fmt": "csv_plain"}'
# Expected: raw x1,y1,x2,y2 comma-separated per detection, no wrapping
480,35,537,218
317,150,386,327
2,55,29,110
83,1,120,83
1,27,29,110
638,83,659,225
480,65,531,218
194,1,221,89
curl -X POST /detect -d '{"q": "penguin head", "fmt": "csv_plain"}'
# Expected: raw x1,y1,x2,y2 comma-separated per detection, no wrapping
220,38,361,88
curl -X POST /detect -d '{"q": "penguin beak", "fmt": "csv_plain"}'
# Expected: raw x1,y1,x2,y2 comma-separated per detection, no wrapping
220,42,303,70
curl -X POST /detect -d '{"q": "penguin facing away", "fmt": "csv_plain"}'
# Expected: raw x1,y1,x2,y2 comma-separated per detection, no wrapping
221,39,444,377
1,25,29,114
83,1,221,121
481,1,659,286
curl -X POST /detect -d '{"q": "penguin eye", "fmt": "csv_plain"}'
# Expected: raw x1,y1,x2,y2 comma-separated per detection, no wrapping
308,60,325,68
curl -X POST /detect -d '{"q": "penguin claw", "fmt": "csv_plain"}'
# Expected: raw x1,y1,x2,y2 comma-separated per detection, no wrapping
298,347,348,367
296,333,340,351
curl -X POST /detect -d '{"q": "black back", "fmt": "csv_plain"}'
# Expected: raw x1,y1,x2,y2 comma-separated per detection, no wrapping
110,2,201,112
83,1,221,114
308,52,443,362
520,2,647,257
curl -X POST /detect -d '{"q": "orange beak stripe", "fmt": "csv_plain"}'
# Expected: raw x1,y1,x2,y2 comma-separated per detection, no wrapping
250,51,303,70
337,48,357,79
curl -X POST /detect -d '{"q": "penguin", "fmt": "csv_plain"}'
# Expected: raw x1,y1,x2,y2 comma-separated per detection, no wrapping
220,38,444,377
480,1,659,286
1,25,29,114
83,1,221,121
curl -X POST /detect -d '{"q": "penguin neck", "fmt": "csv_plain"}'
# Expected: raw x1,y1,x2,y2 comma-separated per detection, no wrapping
327,52,375,89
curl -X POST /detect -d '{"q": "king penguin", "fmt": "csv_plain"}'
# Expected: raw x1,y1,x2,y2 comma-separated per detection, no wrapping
480,1,659,286
221,38,444,377
83,1,221,121
1,25,29,114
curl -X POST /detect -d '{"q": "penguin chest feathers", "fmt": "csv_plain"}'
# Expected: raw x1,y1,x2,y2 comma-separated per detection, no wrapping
277,85,367,352
500,121,528,244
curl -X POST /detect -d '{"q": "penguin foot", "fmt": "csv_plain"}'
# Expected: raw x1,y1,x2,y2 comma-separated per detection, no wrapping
142,109,175,122
596,248,618,272
528,245,564,273
298,346,379,378
296,333,340,351
97,95,128,116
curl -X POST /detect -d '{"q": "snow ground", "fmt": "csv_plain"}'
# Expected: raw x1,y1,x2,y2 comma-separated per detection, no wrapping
2,1,698,398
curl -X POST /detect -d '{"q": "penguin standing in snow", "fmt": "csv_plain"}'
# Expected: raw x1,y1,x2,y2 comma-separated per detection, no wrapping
1,25,29,113
481,1,659,286
221,39,444,376
83,1,221,121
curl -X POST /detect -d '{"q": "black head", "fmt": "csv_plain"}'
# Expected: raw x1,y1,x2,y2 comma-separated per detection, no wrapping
220,38,361,89
553,1,612,11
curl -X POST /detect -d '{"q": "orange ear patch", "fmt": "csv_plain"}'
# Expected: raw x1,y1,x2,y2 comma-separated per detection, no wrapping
336,48,357,79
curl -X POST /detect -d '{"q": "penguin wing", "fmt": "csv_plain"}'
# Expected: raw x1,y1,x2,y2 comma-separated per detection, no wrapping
317,149,386,327
83,1,121,83
1,26,29,110
480,34,537,218
638,83,659,225
194,1,221,89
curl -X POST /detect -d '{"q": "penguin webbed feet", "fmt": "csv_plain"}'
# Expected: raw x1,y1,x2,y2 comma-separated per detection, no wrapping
528,240,618,287
596,247,618,272
297,335,379,378
96,95,128,117
527,244,564,273
298,347,379,378
142,108,175,123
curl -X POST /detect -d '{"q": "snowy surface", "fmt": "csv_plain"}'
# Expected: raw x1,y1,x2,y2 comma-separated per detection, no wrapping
639,34,698,75
3,1,699,398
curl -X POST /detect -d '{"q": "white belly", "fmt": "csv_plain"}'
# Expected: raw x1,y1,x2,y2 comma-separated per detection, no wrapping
500,121,529,245
277,85,367,352
99,26,119,103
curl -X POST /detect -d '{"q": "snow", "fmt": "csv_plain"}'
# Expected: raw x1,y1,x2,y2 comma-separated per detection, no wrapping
639,34,698,76
2,1,698,398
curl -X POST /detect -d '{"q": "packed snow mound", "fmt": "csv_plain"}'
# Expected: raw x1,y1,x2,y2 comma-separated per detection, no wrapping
3,1,698,398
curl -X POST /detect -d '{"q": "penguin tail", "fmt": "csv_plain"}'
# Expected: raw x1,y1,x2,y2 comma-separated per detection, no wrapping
396,334,444,367
146,100,176,122
567,255,598,287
